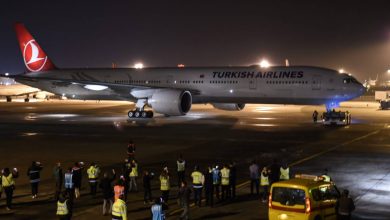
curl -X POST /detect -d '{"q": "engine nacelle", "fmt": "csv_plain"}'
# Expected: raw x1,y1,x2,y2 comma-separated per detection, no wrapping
148,89,192,116
33,91,48,99
212,103,245,111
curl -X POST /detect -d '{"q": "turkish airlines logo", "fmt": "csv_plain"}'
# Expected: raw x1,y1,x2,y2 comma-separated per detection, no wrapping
23,40,47,72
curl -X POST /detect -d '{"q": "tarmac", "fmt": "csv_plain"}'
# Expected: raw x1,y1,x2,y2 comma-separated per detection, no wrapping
0,100,389,219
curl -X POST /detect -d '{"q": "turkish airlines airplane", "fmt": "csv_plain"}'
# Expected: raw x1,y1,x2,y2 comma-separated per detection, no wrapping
7,23,365,118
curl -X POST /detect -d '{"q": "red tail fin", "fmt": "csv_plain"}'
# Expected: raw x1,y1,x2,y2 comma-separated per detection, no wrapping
14,23,56,72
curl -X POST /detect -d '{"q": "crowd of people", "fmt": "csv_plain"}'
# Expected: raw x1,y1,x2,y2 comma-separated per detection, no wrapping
0,139,356,220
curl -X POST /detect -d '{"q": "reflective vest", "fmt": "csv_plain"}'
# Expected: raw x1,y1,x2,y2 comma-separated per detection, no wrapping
64,173,74,189
2,174,15,187
260,173,269,186
191,171,203,187
177,160,185,172
151,204,165,220
160,175,170,191
280,167,290,180
129,163,138,177
220,168,230,186
87,166,99,180
321,175,331,182
112,198,127,220
56,200,69,215
212,169,221,185
114,185,125,201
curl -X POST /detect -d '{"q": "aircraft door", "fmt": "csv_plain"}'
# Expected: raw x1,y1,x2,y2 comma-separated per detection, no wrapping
312,76,321,90
249,78,257,90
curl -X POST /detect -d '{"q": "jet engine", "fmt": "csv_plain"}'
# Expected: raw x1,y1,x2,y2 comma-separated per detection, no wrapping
148,89,192,116
212,103,245,111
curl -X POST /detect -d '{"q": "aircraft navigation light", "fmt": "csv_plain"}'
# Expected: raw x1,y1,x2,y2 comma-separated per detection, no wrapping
134,63,144,69
5,73,9,76
339,68,345,73
259,59,270,68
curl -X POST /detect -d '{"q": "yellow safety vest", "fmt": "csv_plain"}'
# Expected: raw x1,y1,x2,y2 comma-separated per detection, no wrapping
87,166,99,179
280,167,290,180
321,175,331,182
112,198,127,220
129,164,138,177
177,161,185,172
221,168,230,186
2,174,15,187
56,200,69,215
191,171,203,184
160,175,170,191
260,173,269,186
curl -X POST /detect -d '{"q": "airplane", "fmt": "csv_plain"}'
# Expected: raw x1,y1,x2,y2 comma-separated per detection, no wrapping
5,23,365,118
0,76,53,102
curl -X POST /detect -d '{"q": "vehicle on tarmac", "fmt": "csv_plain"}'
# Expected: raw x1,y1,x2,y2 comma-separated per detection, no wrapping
322,111,350,126
268,174,340,220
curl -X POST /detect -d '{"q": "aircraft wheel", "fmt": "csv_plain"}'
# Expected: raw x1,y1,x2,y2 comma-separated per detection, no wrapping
141,111,148,118
6,97,12,102
24,98,30,102
134,111,141,118
128,111,135,118
147,111,154,118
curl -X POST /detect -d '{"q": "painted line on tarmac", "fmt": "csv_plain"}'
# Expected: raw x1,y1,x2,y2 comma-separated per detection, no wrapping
169,129,381,216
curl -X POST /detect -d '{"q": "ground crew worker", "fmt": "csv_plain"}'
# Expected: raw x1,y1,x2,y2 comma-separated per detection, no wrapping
212,165,221,201
72,162,82,199
64,167,75,212
56,192,70,220
2,167,19,210
229,162,237,199
129,159,138,192
336,189,355,220
122,159,131,201
112,194,127,220
151,197,167,220
269,159,280,184
204,166,214,207
87,162,100,196
321,168,331,182
312,110,318,123
260,167,270,203
160,169,170,202
127,139,136,160
191,165,204,207
114,178,125,201
279,163,290,181
99,169,116,215
53,162,63,201
27,161,43,199
220,164,230,200
143,170,154,204
249,160,260,195
177,154,186,187
346,111,351,124
178,181,191,220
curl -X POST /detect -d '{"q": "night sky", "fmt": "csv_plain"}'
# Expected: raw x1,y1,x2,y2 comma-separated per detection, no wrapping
1,1,390,81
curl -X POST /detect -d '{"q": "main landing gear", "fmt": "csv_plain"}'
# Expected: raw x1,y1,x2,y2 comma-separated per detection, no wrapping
128,99,154,118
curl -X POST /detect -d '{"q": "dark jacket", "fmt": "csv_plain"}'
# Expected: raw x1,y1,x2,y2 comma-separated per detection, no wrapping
178,185,192,205
204,171,213,190
337,196,355,215
99,173,116,199
72,166,82,187
143,173,153,189
27,164,43,182
53,167,63,183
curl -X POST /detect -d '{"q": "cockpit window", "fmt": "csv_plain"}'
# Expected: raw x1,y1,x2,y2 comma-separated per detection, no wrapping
343,77,360,84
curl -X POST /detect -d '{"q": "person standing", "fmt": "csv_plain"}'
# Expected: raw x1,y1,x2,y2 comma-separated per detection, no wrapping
279,163,290,181
112,194,127,220
2,167,19,210
160,169,170,202
72,162,82,199
143,170,154,204
27,161,43,199
269,159,280,184
0,170,3,200
87,162,100,196
178,181,191,220
151,198,167,220
129,159,139,192
127,139,136,160
114,178,125,201
212,165,221,202
191,165,204,207
56,192,70,220
220,164,230,201
321,168,332,182
229,162,237,199
99,169,116,215
64,168,75,213
53,162,63,201
312,110,318,123
122,159,131,201
176,155,186,187
204,166,214,207
337,190,355,220
249,160,260,195
260,167,270,203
